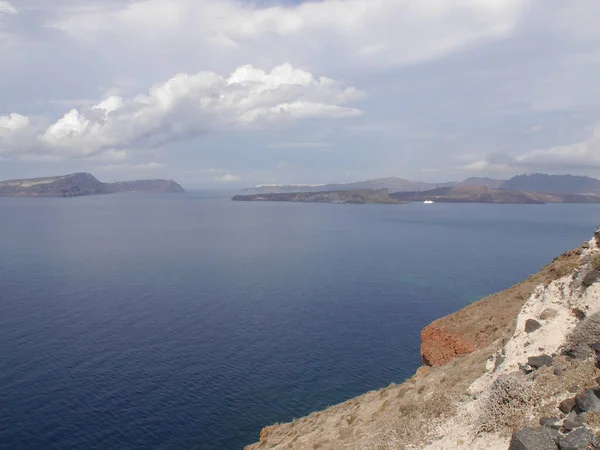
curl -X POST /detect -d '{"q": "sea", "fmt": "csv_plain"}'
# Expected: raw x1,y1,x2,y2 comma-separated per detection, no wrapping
1,192,599,449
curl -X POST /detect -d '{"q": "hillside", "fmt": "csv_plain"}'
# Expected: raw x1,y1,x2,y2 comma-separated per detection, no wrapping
246,227,600,449
0,173,184,197
242,178,457,194
232,189,401,204
391,186,600,204
501,174,600,195
243,174,600,197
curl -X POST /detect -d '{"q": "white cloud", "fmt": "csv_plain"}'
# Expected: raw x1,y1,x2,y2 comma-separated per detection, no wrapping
0,1,16,16
464,122,600,172
215,173,240,182
47,0,527,68
0,63,361,160
98,161,164,171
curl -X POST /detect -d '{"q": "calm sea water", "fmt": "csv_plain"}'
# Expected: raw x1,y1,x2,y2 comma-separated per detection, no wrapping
1,192,599,449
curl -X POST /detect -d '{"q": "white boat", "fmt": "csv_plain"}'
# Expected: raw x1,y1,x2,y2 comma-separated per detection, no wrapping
423,200,434,204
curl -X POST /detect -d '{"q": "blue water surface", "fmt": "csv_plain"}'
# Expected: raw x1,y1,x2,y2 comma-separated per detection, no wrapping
1,192,599,449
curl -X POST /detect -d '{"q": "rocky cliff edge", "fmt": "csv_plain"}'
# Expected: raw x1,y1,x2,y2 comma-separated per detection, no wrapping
246,226,600,449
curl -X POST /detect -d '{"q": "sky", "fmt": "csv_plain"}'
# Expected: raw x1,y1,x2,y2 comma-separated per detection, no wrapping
1,0,600,187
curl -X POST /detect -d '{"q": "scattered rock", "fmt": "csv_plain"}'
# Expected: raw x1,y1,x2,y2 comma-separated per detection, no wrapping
559,398,577,414
582,270,600,287
563,410,584,431
526,319,543,333
563,344,594,361
568,386,580,394
508,427,558,450
582,241,590,249
520,364,535,375
540,417,561,430
556,427,599,450
571,309,586,321
591,342,600,353
576,389,600,412
541,308,558,321
528,355,554,369
554,368,564,376
494,354,505,372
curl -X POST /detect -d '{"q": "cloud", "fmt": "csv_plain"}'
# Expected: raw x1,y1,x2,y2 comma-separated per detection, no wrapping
214,173,240,182
0,1,16,16
0,63,361,160
464,122,600,173
46,0,527,68
97,161,164,171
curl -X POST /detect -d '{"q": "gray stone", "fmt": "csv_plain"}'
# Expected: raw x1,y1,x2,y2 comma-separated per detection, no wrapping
576,389,600,412
583,270,600,287
509,427,558,450
528,355,554,369
526,319,543,333
557,427,600,450
494,354,506,372
591,342,600,353
540,417,561,430
554,368,564,376
563,411,584,431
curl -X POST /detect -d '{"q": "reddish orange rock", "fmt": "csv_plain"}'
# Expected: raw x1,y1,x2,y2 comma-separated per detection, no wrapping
420,324,475,366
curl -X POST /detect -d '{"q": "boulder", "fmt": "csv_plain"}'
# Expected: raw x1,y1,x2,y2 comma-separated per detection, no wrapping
591,342,600,353
575,389,600,412
526,319,542,333
559,398,577,414
556,427,599,450
509,427,558,450
528,355,554,369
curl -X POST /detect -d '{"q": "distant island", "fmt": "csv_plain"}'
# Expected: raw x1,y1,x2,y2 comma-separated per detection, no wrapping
232,189,400,204
391,186,600,204
236,174,600,205
0,173,185,197
243,173,600,196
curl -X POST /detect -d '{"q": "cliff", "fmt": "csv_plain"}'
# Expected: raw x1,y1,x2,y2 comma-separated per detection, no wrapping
246,227,600,449
0,173,184,197
232,189,401,204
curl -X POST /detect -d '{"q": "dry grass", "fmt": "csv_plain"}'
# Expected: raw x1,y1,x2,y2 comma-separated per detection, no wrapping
476,356,600,436
478,374,538,434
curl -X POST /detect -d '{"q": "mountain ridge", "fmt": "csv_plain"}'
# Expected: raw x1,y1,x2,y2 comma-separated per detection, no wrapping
242,174,600,196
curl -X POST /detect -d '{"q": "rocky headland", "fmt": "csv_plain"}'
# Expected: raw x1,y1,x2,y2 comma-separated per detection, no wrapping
246,227,600,449
0,172,184,197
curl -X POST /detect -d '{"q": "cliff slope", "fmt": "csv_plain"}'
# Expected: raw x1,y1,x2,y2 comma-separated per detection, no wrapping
246,228,600,449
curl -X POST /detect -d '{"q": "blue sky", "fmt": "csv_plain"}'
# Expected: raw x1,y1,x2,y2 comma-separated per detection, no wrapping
1,0,600,187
